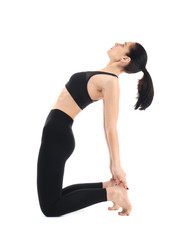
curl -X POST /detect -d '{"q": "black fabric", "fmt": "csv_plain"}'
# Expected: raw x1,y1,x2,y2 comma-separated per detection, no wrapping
65,71,118,110
37,109,107,217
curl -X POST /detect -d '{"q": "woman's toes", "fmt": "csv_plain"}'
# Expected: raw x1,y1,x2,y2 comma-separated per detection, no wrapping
118,206,132,216
108,202,120,210
108,205,120,210
108,206,114,210
118,209,130,216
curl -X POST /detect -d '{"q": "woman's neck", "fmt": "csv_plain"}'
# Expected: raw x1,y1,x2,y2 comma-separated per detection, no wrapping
99,61,123,77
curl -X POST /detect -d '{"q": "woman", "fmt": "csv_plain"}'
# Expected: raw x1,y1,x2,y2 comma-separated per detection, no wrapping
37,42,154,217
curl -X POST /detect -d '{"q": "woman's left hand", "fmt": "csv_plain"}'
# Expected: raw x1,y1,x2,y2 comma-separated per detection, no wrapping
110,164,128,189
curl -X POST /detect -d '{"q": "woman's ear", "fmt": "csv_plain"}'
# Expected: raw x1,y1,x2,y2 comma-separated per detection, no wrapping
120,56,131,65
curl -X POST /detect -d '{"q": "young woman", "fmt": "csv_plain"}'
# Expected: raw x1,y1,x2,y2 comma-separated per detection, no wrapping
37,42,154,217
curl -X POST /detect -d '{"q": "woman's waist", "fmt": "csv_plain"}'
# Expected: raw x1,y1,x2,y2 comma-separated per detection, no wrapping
45,109,74,128
53,87,82,120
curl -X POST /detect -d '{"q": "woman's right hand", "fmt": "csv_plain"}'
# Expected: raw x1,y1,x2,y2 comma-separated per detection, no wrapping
110,164,128,189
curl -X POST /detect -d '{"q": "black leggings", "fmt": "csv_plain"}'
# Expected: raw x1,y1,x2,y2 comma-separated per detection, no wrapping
37,109,107,217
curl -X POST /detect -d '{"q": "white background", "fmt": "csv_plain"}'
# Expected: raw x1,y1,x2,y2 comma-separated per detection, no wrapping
0,0,187,239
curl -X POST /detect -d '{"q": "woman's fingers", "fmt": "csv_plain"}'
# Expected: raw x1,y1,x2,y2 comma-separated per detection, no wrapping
111,176,128,189
117,177,124,185
115,177,128,189
112,177,119,183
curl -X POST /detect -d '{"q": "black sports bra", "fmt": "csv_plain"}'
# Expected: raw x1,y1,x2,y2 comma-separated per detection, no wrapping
65,71,118,110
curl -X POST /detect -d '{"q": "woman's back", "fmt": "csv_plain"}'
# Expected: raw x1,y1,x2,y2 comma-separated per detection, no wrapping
53,71,119,120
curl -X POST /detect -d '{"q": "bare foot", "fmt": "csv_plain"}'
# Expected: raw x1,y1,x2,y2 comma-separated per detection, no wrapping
103,179,121,210
102,179,116,188
107,185,132,216
115,185,132,216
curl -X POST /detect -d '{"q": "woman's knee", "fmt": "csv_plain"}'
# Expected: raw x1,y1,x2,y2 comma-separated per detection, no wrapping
41,206,61,217
40,202,66,217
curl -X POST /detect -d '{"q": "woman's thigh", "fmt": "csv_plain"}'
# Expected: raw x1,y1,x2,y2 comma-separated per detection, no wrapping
37,112,75,208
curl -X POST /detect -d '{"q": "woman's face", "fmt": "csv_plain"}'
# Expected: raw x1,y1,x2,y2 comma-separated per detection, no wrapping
107,42,135,61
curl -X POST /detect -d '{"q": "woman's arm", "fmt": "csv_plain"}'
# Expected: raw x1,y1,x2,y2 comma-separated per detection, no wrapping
103,78,120,167
103,78,127,186
103,116,113,167
102,78,127,187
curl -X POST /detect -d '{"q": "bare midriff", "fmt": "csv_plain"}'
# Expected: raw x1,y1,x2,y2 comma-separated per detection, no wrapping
52,87,82,120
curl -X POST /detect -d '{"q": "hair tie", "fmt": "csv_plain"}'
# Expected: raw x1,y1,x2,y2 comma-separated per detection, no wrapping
142,68,147,73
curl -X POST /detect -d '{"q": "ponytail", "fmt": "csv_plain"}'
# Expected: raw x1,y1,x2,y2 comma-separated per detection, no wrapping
134,69,154,110
124,42,154,109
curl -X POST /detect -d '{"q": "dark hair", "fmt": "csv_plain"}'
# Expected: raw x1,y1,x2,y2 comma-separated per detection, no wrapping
124,43,154,110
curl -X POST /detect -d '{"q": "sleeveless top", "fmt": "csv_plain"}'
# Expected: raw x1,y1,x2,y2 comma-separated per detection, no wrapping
65,71,118,110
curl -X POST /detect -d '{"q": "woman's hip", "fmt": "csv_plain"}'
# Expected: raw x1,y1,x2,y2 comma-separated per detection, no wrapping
39,109,75,158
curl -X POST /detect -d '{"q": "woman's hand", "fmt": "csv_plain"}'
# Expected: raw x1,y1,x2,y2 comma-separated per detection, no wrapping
110,164,128,189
